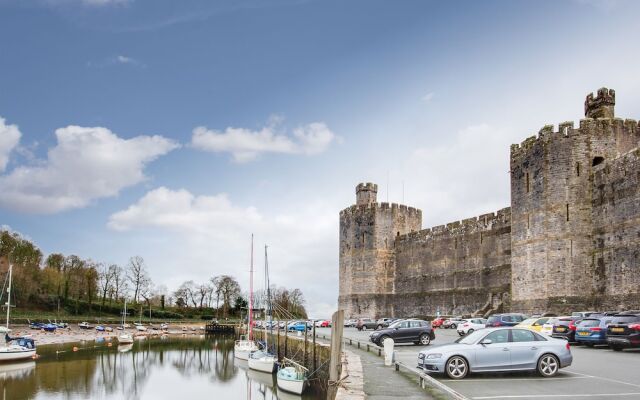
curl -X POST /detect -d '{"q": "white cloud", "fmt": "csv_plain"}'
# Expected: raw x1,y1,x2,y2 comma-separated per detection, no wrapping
0,126,179,214
108,187,338,318
191,121,337,162
0,117,21,172
421,92,435,102
88,55,144,69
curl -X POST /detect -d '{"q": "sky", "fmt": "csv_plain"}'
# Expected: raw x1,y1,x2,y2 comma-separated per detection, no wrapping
1,0,639,318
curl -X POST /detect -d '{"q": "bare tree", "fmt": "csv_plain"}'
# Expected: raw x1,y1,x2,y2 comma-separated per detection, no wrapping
98,264,117,307
112,265,128,302
214,275,241,318
127,256,150,303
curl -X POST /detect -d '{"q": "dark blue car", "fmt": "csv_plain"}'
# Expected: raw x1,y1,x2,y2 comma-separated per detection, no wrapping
575,317,614,346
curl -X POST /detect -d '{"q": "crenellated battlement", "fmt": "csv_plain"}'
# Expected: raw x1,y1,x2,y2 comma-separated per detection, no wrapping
340,201,422,218
510,116,640,163
356,182,378,192
585,87,615,119
396,207,511,242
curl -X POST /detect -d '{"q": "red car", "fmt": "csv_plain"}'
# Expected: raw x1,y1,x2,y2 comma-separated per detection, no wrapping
321,320,331,328
432,317,446,328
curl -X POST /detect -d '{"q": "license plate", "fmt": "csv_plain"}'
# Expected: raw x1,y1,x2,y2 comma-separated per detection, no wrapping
556,327,566,332
611,327,624,333
578,331,590,336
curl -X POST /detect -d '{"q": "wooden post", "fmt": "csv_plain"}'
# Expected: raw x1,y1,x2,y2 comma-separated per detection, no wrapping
303,323,308,366
312,324,317,372
284,320,288,358
277,325,281,360
327,310,345,400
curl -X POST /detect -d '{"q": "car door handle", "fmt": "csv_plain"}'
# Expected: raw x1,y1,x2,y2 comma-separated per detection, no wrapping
502,348,509,351
531,347,538,350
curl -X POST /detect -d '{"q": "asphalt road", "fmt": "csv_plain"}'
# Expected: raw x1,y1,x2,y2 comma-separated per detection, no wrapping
315,327,640,400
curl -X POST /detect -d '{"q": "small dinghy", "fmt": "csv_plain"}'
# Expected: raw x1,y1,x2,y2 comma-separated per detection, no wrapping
118,333,134,344
277,359,308,395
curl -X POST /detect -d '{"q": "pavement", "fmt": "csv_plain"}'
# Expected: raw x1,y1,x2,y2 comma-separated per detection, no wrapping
315,327,640,400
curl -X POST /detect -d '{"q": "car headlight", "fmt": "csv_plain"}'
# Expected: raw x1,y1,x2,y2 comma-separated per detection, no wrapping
418,353,425,359
426,353,442,359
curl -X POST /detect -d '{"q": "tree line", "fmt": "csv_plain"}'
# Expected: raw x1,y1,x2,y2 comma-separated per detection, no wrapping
0,229,307,319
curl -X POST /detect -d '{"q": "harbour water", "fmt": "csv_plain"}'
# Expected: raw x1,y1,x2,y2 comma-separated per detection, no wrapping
0,335,324,400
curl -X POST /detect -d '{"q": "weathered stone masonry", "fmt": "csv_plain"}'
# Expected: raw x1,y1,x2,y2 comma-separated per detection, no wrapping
339,88,640,318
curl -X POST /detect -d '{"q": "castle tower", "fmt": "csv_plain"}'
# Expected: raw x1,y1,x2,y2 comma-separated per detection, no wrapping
510,87,639,313
339,182,422,318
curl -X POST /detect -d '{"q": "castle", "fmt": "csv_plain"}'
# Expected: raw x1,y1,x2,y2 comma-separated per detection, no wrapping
339,88,640,318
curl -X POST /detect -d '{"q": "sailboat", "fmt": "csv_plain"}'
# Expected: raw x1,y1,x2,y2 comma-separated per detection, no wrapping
117,300,134,345
248,245,278,373
0,264,37,362
277,358,308,395
235,234,258,360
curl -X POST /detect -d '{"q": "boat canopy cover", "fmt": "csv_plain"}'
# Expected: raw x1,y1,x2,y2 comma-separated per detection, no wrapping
5,334,35,348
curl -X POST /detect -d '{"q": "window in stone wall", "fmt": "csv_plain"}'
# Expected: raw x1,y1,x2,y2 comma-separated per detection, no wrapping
566,204,570,221
593,156,604,167
576,162,581,176
526,172,530,193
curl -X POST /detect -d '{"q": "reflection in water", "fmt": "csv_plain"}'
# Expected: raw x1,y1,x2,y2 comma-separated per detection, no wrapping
0,336,322,400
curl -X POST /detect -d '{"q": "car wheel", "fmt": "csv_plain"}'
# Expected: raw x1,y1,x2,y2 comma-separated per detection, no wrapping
418,333,431,346
377,325,383,330
445,356,468,379
467,329,474,334
378,335,390,345
450,323,457,329
537,354,560,377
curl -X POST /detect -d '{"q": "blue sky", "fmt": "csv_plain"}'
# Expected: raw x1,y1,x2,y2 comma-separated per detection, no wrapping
1,0,639,317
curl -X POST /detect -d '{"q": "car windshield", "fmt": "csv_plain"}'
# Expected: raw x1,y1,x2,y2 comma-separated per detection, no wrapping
456,329,485,344
579,319,600,327
388,321,403,329
611,316,640,324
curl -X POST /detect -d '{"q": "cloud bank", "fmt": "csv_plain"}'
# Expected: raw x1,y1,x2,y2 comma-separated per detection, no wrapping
0,118,21,172
191,121,337,162
0,125,178,214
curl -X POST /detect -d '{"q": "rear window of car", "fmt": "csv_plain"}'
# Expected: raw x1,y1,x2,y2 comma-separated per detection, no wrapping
579,319,600,327
611,316,640,324
512,329,536,342
487,316,500,323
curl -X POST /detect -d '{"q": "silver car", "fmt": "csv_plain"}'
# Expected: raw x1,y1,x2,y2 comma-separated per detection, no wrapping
417,327,572,379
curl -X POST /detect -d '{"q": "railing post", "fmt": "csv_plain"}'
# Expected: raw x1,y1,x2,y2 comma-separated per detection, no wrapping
312,324,317,372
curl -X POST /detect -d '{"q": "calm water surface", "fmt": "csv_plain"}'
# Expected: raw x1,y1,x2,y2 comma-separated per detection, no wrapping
0,336,324,400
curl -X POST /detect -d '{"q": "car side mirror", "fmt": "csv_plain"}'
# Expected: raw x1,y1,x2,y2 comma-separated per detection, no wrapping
480,339,492,345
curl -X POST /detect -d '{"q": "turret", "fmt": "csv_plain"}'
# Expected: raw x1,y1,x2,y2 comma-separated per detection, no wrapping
356,182,377,205
585,87,615,119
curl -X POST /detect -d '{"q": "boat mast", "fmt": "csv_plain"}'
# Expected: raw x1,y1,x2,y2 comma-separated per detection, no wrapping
265,245,273,348
123,299,127,326
5,264,12,329
249,234,254,341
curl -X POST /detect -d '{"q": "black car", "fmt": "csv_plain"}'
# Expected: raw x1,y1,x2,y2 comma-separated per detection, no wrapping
606,314,640,351
485,313,527,327
549,316,580,342
369,319,435,346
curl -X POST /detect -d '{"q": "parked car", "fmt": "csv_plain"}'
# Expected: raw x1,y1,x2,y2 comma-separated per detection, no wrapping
575,316,615,346
541,316,576,340
515,317,550,332
443,317,465,329
571,311,598,318
417,327,573,379
606,314,640,351
287,321,309,332
457,318,487,336
356,318,377,331
369,319,435,346
344,319,357,327
78,322,93,329
485,313,527,327
432,317,446,328
375,318,395,330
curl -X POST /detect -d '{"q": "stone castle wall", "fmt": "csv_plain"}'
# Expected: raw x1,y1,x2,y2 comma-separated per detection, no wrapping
393,208,512,317
339,88,640,319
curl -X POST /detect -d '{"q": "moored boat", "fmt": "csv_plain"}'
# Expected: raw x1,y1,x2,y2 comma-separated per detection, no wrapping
234,336,258,360
276,360,308,395
1,265,37,362
248,350,277,373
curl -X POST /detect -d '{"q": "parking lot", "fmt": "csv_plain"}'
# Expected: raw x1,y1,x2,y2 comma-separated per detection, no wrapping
316,327,640,400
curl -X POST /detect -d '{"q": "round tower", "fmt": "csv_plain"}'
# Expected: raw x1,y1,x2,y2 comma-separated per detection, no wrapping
339,182,422,319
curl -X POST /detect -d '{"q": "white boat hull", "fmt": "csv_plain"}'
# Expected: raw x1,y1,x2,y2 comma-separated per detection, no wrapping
234,349,252,360
248,356,277,373
0,348,36,362
118,335,134,345
234,340,258,360
277,376,307,395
